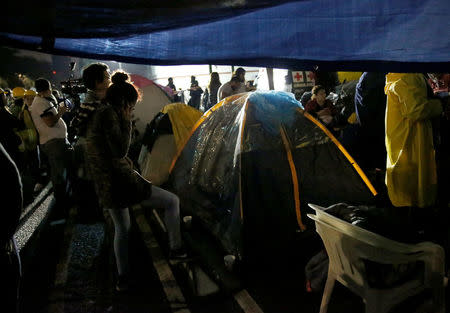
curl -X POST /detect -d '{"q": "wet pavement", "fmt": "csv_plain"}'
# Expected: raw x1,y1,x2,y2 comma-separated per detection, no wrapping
17,193,450,313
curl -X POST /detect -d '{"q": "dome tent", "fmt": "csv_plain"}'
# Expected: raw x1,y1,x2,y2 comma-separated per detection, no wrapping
129,74,172,138
138,102,202,186
169,91,377,262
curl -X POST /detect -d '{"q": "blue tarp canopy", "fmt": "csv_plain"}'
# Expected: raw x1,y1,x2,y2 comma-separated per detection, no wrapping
1,0,449,71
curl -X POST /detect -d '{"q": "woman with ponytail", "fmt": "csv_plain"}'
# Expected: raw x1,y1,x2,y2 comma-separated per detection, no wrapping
84,71,185,292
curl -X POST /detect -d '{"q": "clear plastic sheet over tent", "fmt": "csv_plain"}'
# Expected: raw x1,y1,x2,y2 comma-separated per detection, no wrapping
170,91,376,259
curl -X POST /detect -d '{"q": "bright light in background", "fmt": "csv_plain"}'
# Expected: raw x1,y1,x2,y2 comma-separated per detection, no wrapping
153,65,210,90
273,68,289,91
255,68,289,92
152,65,261,90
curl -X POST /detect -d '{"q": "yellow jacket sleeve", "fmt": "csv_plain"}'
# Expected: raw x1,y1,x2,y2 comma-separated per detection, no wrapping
389,74,442,122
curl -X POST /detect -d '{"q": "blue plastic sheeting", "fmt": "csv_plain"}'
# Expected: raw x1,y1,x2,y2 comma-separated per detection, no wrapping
2,0,298,38
1,0,449,71
249,91,303,136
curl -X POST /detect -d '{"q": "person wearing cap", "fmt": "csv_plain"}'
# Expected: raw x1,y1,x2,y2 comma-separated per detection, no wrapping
17,90,40,196
30,78,71,220
23,89,36,105
19,89,37,124
10,87,25,118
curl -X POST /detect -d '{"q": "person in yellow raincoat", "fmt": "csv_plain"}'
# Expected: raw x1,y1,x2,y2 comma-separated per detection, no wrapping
385,73,442,208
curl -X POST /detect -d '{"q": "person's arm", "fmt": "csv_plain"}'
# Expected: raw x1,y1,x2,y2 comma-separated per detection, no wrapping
326,100,338,115
391,75,442,122
17,104,26,121
218,87,225,101
41,103,67,127
304,100,316,113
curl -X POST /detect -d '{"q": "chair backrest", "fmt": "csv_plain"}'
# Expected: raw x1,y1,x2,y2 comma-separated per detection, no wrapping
309,213,370,289
308,204,437,254
307,204,443,292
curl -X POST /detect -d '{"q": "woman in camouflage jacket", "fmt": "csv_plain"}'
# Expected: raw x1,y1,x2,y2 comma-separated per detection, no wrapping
84,71,185,292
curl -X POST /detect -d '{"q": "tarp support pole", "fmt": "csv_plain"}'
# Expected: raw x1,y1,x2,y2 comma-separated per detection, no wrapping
40,36,55,52
266,68,274,90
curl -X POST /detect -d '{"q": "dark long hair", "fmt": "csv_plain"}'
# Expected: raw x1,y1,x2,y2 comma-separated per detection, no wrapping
208,72,221,90
105,71,141,109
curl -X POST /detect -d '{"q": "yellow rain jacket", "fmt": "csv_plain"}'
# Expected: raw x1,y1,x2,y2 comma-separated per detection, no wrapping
16,105,38,152
385,73,442,208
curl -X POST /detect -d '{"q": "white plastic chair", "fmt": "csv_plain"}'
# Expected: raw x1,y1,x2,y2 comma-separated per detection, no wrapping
307,203,445,313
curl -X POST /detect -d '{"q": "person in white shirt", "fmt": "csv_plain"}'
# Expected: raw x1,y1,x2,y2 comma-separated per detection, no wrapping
30,78,71,220
217,76,244,101
217,67,255,101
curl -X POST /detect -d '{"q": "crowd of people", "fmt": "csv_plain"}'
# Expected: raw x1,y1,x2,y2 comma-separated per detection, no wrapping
1,63,192,312
166,67,256,112
1,66,449,312
304,72,450,232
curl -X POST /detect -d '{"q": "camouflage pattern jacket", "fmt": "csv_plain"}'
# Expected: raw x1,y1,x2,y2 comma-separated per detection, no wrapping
84,103,151,209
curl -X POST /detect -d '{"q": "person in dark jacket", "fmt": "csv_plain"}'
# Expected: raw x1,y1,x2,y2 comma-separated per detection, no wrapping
167,77,180,102
0,142,23,313
84,71,186,292
167,77,176,92
0,88,23,167
188,80,203,110
354,72,387,170
71,63,111,221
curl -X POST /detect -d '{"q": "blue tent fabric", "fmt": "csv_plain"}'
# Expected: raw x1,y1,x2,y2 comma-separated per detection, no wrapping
1,0,449,71
249,91,303,136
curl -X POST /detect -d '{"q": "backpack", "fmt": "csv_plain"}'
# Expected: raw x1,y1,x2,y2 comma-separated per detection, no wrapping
305,249,329,292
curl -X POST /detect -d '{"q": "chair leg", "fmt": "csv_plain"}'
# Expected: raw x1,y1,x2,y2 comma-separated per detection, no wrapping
432,282,445,313
364,294,389,313
365,301,380,313
319,274,335,313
